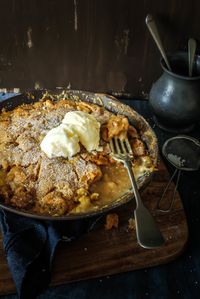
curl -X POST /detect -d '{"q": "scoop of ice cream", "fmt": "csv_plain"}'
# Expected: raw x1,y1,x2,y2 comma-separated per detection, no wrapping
62,111,100,152
40,111,100,159
40,124,80,159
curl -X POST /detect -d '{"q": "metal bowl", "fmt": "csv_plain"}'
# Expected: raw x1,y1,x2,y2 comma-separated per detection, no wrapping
0,89,158,221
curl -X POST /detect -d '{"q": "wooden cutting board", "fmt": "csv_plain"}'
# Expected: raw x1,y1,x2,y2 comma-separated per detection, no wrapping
0,160,188,295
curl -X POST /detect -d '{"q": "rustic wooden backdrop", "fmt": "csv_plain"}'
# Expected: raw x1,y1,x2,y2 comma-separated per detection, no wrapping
0,0,199,98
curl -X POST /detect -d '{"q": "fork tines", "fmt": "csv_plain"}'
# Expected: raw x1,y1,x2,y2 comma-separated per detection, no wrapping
109,137,133,157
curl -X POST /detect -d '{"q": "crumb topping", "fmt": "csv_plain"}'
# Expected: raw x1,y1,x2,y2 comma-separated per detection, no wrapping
0,96,155,216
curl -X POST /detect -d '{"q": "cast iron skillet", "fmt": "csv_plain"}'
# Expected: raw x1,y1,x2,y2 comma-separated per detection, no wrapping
0,89,158,221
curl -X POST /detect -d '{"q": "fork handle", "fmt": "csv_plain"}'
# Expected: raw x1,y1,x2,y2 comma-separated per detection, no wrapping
124,160,164,249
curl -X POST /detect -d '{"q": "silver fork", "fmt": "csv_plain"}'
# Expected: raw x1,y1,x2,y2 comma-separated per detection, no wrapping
109,137,164,249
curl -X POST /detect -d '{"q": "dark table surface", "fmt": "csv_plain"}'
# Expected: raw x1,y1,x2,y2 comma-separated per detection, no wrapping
1,93,200,299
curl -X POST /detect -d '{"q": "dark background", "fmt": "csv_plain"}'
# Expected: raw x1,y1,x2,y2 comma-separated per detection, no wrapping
0,0,200,97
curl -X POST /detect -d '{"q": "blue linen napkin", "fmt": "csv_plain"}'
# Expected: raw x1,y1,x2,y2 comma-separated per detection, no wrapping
0,209,99,299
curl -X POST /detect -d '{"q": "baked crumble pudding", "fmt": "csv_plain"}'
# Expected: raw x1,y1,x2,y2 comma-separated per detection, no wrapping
0,94,155,216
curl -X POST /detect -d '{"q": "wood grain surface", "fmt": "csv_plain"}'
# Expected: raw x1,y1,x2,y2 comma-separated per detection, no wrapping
0,160,188,295
0,0,200,97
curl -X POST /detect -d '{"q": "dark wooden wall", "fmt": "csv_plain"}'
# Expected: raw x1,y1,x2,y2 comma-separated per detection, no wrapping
0,0,200,98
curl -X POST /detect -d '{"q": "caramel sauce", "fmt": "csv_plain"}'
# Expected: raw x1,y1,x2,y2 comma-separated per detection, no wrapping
90,163,131,206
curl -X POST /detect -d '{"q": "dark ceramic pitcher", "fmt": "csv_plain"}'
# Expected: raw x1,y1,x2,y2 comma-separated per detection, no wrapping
149,52,200,132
